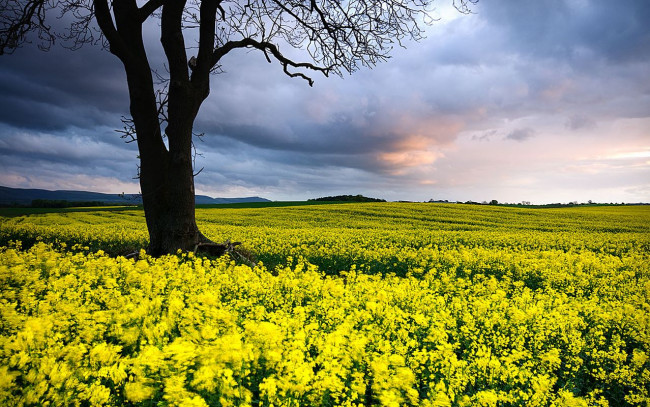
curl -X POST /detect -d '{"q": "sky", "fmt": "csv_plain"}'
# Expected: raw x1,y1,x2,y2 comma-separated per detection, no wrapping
1,0,649,204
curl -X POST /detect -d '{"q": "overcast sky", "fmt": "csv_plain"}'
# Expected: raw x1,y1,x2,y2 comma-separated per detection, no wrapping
1,0,649,203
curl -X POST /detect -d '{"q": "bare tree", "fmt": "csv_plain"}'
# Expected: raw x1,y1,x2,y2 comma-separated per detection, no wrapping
1,0,477,256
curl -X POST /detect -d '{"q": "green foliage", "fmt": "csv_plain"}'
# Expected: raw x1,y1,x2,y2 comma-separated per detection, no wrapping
30,199,108,208
195,200,347,209
0,204,649,406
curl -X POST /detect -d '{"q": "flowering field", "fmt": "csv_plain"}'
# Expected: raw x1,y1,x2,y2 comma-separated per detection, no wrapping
1,203,649,406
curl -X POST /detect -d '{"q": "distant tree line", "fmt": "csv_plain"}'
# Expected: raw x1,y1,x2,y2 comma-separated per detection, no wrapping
31,199,107,208
429,199,645,207
309,195,386,203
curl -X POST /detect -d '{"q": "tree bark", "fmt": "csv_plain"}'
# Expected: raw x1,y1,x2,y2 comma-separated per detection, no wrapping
125,79,203,256
141,90,205,257
140,141,204,257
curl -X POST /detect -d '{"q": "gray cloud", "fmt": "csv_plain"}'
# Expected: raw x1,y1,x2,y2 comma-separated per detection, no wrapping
471,129,498,142
505,128,536,142
0,126,137,176
0,44,128,131
565,114,597,131
477,0,650,64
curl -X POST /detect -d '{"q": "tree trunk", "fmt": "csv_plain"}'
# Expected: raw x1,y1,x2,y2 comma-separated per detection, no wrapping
125,75,206,256
138,95,206,257
142,181,203,257
140,146,204,257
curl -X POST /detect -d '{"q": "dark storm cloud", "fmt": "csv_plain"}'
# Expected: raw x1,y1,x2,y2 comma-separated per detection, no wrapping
201,114,437,156
211,122,388,154
0,125,137,171
193,48,465,175
415,0,650,125
478,0,650,63
0,41,129,131
198,131,416,176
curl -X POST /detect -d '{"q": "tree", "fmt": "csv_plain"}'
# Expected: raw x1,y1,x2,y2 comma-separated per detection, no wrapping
1,0,477,256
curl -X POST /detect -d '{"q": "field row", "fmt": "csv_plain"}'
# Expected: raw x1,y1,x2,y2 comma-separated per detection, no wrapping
2,204,648,275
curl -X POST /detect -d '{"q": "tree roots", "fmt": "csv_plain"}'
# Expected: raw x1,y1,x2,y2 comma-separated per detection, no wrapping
195,239,257,267
124,238,257,267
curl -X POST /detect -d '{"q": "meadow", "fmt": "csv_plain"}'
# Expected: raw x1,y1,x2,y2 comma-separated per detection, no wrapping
0,203,648,406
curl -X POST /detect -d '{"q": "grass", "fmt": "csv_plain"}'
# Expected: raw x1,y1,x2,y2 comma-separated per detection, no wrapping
0,205,141,217
0,200,368,216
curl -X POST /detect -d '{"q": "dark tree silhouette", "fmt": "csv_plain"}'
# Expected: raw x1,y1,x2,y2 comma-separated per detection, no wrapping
1,0,477,256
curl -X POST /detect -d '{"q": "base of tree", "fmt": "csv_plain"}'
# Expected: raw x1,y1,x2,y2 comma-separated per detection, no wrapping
197,240,257,267
124,239,257,267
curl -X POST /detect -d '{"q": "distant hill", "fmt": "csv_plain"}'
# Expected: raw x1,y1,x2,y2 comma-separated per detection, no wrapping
308,194,386,202
0,186,270,206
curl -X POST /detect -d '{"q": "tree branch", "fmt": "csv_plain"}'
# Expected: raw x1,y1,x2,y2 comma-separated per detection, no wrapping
160,0,189,83
191,0,219,82
212,37,331,86
0,0,51,54
111,0,167,159
138,0,164,22
94,0,127,60
454,0,480,14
